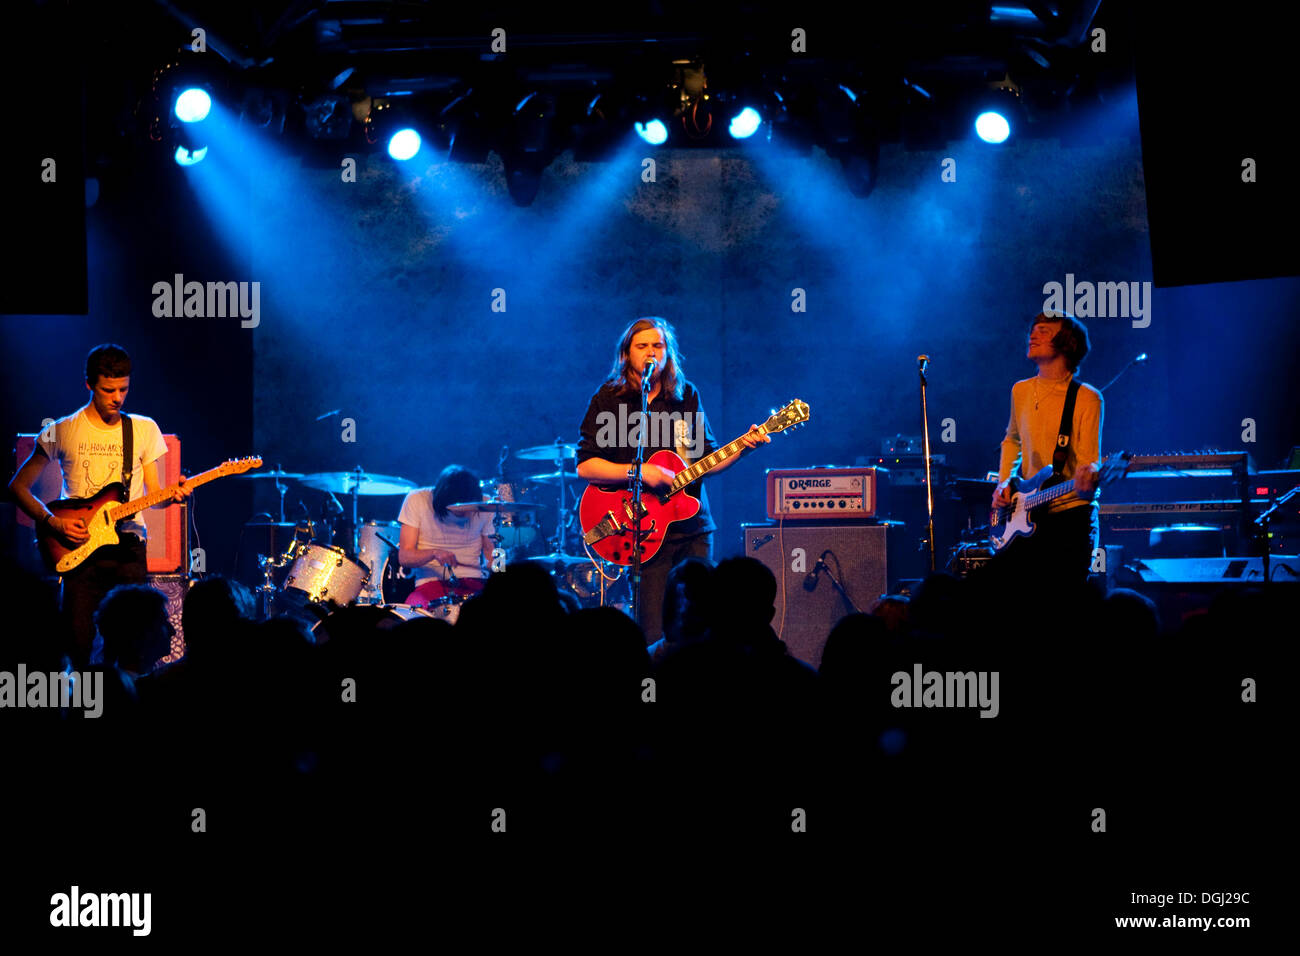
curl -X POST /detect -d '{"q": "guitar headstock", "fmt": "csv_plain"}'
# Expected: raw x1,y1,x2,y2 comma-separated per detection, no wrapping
764,400,810,436
220,456,264,476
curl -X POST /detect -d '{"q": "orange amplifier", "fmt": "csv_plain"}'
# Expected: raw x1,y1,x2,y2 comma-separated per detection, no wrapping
766,466,887,520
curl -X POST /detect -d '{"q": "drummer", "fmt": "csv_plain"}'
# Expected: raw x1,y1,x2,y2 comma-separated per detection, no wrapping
397,465,495,604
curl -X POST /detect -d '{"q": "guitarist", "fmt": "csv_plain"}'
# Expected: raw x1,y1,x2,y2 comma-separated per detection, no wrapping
8,344,190,665
575,317,768,643
989,312,1102,585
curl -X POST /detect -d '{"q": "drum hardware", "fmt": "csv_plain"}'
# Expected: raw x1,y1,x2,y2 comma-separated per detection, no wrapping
448,498,544,563
254,518,316,616
300,468,415,557
235,465,306,523
523,551,627,607
515,439,580,554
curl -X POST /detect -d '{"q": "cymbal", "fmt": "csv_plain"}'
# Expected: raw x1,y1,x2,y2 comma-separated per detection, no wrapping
515,441,578,461
447,498,544,512
523,552,595,568
527,469,581,483
299,471,415,495
236,468,305,480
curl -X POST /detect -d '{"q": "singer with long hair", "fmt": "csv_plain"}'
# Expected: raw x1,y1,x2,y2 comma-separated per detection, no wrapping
576,317,768,644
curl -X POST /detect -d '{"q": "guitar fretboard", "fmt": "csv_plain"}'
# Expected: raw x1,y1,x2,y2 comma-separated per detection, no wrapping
1024,480,1079,510
669,425,771,495
109,465,227,520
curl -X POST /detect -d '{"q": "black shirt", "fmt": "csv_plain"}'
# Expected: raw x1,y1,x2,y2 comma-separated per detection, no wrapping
577,379,719,536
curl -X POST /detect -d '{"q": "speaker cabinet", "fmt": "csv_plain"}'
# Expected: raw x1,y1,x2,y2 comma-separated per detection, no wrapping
15,432,184,572
742,523,889,669
148,572,191,666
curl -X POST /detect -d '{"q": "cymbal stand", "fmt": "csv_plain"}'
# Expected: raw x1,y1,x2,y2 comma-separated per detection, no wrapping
553,439,572,554
274,463,289,523
349,465,363,557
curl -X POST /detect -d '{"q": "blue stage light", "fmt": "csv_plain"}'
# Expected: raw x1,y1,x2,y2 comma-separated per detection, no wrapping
174,88,212,123
173,145,208,166
634,119,668,145
975,111,1011,143
387,128,422,160
728,107,762,140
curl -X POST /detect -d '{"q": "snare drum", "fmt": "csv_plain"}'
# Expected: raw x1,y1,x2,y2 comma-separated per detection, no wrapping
282,543,368,605
407,577,484,624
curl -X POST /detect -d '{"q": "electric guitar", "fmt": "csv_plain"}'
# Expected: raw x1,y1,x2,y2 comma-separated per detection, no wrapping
989,451,1130,552
37,456,263,573
580,400,809,565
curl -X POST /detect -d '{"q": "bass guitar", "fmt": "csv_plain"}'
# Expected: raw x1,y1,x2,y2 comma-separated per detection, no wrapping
37,456,263,573
580,400,809,565
989,451,1130,552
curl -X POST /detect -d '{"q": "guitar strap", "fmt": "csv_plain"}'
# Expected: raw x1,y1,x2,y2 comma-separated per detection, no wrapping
120,412,134,494
1051,380,1081,476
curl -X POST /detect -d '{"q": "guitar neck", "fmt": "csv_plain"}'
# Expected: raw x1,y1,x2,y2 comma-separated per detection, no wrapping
668,424,771,494
109,466,222,520
1025,479,1078,510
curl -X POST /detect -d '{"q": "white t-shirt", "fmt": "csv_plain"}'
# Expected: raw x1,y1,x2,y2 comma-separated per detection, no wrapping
397,488,494,581
38,408,168,539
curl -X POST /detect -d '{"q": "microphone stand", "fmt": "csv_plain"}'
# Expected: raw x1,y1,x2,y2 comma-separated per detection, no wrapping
628,364,654,626
918,355,937,572
1253,484,1299,587
1100,353,1148,393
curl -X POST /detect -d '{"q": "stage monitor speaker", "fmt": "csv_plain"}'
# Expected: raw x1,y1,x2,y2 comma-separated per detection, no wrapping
15,432,184,572
742,523,888,670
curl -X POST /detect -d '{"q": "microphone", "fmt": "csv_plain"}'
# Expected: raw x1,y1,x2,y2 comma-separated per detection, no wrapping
918,354,930,372
1134,353,1148,364
752,533,774,550
803,557,826,591
642,359,656,389
314,408,341,422
324,492,344,516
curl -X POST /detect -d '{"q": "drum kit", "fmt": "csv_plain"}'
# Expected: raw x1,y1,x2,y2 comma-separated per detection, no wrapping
234,446,628,628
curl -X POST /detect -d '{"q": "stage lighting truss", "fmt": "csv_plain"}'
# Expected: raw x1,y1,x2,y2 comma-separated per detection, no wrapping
302,91,354,139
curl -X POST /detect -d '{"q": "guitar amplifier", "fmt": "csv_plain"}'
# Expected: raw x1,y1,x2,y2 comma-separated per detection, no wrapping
14,432,185,572
766,466,887,520
743,523,890,669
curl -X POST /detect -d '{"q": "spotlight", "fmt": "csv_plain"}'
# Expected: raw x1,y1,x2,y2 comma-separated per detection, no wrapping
173,145,208,166
387,128,422,160
728,106,762,140
975,110,1011,143
174,87,211,123
635,119,668,145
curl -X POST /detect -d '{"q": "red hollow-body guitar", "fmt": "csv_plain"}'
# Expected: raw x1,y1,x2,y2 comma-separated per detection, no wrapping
36,457,262,574
579,401,809,565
